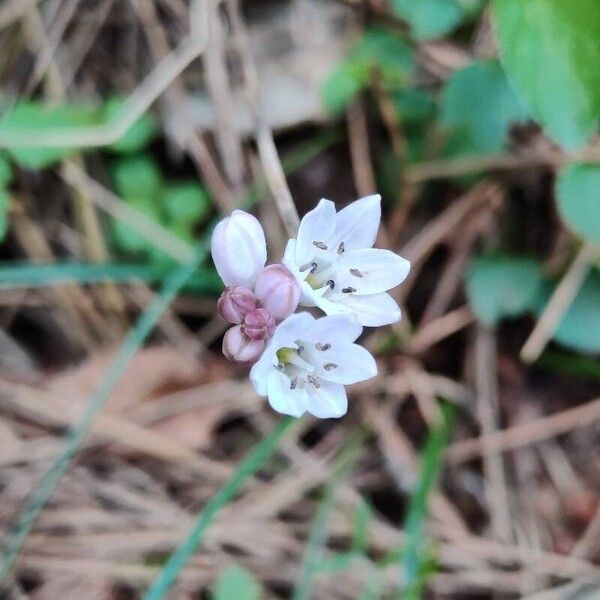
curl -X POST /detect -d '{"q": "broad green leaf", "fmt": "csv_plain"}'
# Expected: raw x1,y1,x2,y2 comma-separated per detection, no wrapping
213,565,261,600
112,155,163,202
466,254,544,326
0,101,98,169
391,88,436,124
162,181,210,226
556,164,600,244
0,154,13,186
0,189,9,241
104,97,156,154
493,0,600,149
538,271,600,355
441,60,528,156
391,0,464,40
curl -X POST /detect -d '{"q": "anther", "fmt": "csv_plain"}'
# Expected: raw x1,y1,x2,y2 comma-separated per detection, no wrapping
337,242,345,255
316,342,331,351
349,268,363,278
323,363,337,371
313,241,328,250
341,287,356,294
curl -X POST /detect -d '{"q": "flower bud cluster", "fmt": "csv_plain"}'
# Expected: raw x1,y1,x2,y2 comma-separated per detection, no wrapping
212,211,300,363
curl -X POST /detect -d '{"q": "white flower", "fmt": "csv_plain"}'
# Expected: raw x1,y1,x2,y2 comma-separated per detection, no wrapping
282,195,410,326
250,312,377,418
211,210,267,288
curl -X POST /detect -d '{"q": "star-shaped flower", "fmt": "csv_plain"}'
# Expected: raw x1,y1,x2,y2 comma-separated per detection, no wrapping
282,195,410,326
250,313,377,418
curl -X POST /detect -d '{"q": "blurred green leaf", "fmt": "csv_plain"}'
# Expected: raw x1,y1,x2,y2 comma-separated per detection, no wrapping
537,271,600,355
556,164,600,245
441,60,528,156
162,181,210,226
493,0,600,149
391,88,436,124
0,101,98,168
538,350,600,382
322,60,370,114
466,254,544,326
322,27,414,113
391,0,464,40
0,154,13,187
112,155,163,201
400,403,452,599
0,189,9,241
213,565,261,600
104,97,156,154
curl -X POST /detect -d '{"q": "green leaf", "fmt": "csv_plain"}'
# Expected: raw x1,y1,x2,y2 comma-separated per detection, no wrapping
213,565,261,600
391,88,436,124
322,60,370,114
392,0,465,40
0,154,13,187
556,164,600,244
493,0,600,149
322,27,415,113
104,97,156,154
0,189,9,241
466,254,544,326
162,182,210,226
351,498,372,553
112,155,163,202
538,271,600,355
0,101,98,169
441,60,528,156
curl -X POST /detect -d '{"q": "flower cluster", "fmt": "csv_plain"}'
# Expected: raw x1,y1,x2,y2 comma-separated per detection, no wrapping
211,195,410,419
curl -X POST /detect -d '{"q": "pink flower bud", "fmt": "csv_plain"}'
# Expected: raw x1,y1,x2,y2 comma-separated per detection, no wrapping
210,210,267,288
217,285,257,323
222,325,265,363
254,264,301,320
242,308,276,341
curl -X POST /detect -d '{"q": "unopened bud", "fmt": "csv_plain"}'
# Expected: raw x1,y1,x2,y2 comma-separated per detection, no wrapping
217,285,257,323
254,264,301,320
243,308,276,341
210,210,267,288
222,325,265,363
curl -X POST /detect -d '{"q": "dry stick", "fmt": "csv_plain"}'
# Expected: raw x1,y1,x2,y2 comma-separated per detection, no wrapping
521,243,599,363
447,395,600,464
474,325,513,543
226,0,300,237
347,96,377,197
405,146,600,183
0,10,210,149
407,305,474,354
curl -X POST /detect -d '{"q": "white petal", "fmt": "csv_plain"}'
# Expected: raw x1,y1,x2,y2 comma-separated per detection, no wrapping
328,195,381,252
311,342,377,385
250,312,315,396
334,249,410,294
211,210,267,287
266,370,306,417
295,199,337,267
307,314,363,344
326,292,402,327
305,380,348,419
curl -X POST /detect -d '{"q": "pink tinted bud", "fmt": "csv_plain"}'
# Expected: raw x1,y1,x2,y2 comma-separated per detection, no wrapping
254,264,301,320
217,285,257,323
222,325,265,363
243,308,276,341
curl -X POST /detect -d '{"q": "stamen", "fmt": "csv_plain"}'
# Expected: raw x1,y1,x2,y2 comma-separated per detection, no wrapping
323,363,337,371
341,287,356,294
310,262,318,274
326,280,335,289
290,377,298,390
313,241,328,250
349,268,363,278
315,342,331,351
337,242,345,255
307,374,320,388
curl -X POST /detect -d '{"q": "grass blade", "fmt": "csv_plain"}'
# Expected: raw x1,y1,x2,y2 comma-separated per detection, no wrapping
142,416,295,600
292,432,365,600
0,261,222,294
0,244,208,584
399,402,454,600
